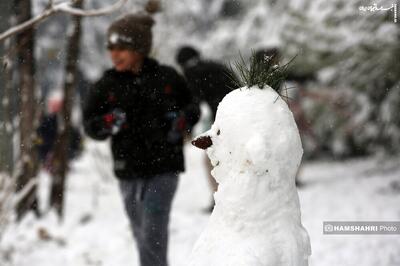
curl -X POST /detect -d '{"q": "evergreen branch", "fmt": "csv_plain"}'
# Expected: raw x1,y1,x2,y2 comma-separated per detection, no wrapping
227,50,296,94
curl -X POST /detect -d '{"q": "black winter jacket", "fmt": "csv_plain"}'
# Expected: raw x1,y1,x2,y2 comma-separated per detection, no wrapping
183,60,234,119
83,58,199,179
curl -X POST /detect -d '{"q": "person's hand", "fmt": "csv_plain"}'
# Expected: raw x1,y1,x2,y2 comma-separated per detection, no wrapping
103,108,127,135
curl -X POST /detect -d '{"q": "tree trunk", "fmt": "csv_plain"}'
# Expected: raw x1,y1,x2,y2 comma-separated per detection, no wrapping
50,0,84,219
14,0,40,220
0,41,15,176
0,2,14,175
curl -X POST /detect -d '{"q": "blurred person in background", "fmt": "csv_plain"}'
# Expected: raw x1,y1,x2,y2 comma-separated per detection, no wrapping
176,45,235,212
83,4,199,266
35,93,82,172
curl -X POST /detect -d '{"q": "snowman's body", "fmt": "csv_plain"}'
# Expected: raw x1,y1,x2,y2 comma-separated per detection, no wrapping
190,87,311,266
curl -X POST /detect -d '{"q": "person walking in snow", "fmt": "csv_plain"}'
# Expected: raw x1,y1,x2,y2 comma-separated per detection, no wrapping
83,8,199,266
176,45,235,211
36,94,82,172
176,46,234,122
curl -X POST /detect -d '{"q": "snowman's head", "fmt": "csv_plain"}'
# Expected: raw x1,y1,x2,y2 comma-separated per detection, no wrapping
192,86,303,186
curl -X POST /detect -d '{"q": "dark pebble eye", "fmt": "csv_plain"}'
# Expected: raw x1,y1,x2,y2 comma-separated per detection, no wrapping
217,129,221,135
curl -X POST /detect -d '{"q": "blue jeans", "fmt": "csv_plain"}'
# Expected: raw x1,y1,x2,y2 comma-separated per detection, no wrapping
119,173,178,266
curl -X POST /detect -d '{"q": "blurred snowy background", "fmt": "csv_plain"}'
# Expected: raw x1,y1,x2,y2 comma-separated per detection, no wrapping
0,0,400,265
28,0,400,158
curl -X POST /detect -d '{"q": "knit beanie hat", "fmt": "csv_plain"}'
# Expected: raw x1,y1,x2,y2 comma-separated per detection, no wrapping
107,1,161,55
176,46,200,66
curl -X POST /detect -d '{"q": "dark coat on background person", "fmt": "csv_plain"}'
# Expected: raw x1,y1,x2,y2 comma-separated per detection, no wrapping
83,57,199,179
182,60,235,119
36,114,58,162
36,113,82,163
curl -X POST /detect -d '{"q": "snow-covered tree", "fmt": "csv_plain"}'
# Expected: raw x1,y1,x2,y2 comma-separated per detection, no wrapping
282,0,400,156
14,0,41,219
0,0,131,221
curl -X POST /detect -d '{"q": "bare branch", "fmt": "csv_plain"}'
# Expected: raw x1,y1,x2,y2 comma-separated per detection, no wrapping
56,0,128,17
12,178,38,209
0,8,56,42
0,0,128,42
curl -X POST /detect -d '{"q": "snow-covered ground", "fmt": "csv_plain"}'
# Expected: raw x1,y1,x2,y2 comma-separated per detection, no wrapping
1,140,400,266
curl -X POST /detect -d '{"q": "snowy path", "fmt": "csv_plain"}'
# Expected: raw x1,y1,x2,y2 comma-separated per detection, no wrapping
2,140,400,266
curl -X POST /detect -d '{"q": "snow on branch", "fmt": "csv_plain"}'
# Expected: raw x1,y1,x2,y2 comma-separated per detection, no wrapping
0,0,128,42
56,0,128,17
0,8,55,42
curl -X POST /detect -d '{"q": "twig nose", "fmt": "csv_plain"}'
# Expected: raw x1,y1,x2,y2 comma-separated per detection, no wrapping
191,136,213,150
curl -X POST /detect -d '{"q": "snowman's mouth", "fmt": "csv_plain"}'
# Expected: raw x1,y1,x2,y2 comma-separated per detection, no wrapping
211,160,220,167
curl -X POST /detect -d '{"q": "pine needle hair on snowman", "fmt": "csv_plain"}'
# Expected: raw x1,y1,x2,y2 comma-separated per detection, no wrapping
190,52,311,266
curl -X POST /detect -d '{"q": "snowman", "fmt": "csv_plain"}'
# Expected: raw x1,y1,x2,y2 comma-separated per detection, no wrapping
190,55,311,266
